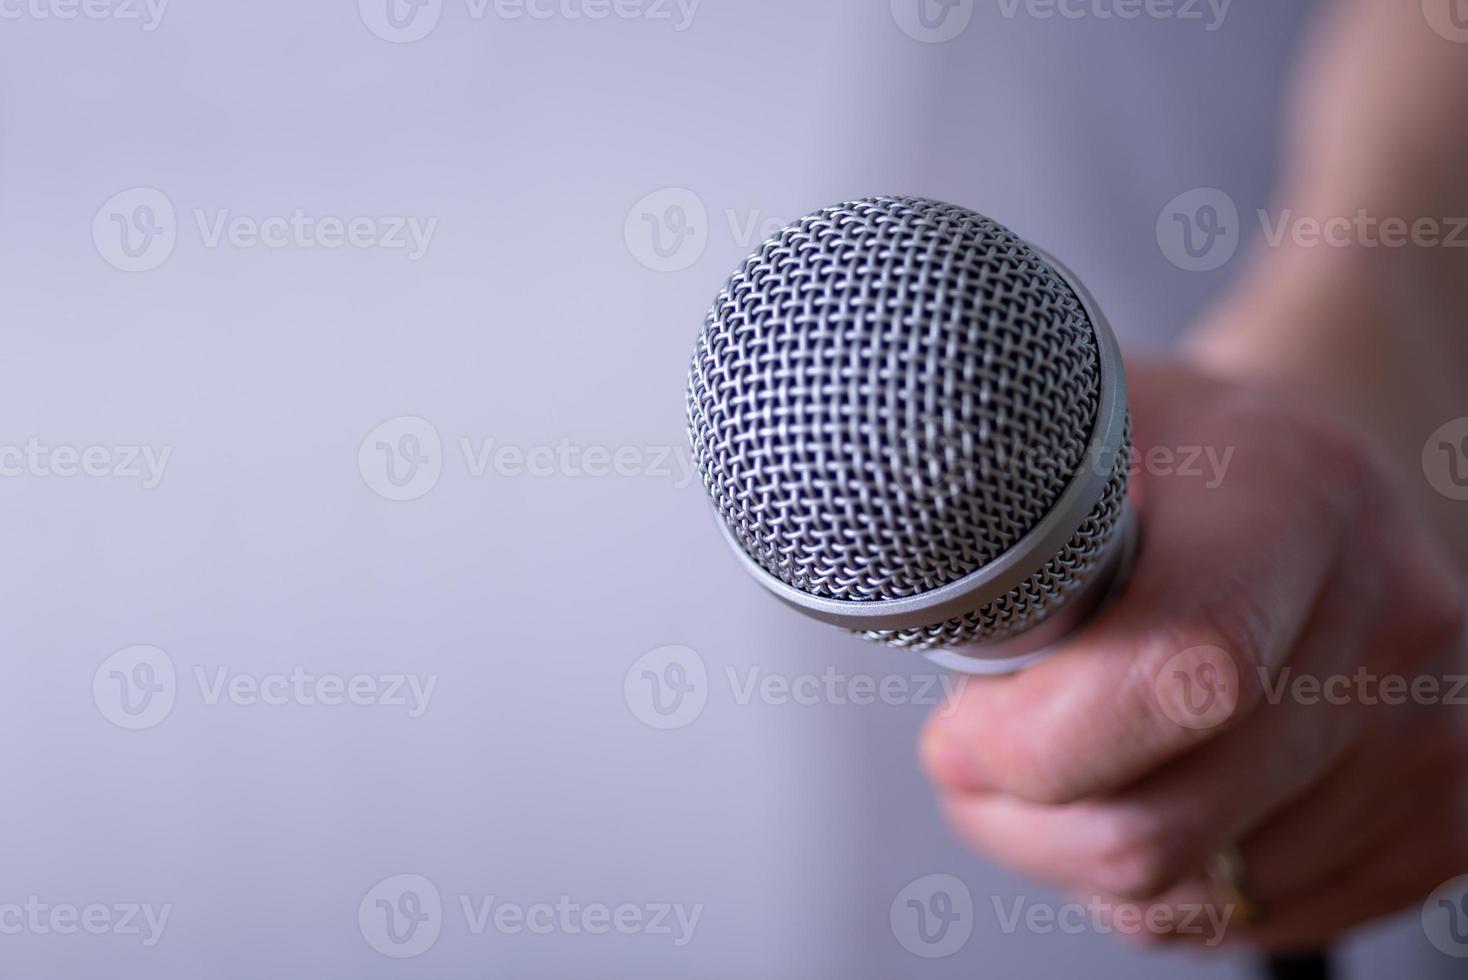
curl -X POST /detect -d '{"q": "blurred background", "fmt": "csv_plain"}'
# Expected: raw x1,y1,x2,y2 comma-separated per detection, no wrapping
0,0,1453,975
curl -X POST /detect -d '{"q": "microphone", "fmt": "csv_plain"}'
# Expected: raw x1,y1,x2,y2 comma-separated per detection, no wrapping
686,196,1335,979
686,196,1136,674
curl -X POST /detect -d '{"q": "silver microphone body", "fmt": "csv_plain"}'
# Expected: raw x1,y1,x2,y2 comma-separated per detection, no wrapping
687,197,1136,674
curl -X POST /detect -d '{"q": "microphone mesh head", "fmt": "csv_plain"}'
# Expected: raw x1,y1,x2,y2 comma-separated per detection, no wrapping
687,197,1130,649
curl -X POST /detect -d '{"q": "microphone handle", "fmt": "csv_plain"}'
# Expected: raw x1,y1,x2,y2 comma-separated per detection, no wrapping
1264,951,1331,980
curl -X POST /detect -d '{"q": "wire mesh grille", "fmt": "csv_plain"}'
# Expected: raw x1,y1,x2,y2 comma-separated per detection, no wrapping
860,431,1130,648
687,196,1124,644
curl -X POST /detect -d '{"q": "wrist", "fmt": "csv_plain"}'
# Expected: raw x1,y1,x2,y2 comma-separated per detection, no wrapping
1184,241,1468,571
1184,244,1385,394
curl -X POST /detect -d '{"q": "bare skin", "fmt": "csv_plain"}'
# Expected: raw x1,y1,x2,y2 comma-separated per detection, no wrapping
922,0,1468,953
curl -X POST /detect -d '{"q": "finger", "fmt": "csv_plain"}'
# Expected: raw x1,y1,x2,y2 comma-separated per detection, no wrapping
1077,734,1465,952
922,383,1363,804
943,606,1468,950
1234,793,1468,953
934,712,1358,905
930,544,1417,899
1215,707,1466,949
1151,781,1464,953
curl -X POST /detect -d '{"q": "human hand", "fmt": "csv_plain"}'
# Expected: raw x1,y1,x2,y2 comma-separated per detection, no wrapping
920,360,1468,951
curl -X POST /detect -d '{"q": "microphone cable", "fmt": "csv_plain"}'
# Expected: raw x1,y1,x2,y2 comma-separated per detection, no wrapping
1265,951,1331,980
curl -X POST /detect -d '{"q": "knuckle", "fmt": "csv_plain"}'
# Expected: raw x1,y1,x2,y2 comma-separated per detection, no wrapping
1144,620,1260,738
988,736,1089,805
1088,809,1185,900
1194,594,1269,684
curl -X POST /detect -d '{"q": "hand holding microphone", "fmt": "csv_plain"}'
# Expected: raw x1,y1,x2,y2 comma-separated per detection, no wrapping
687,198,1468,953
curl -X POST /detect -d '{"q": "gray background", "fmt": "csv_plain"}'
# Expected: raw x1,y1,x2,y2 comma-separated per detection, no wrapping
0,0,1453,976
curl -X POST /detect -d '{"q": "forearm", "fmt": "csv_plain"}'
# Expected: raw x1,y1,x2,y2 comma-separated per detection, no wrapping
1189,0,1468,567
